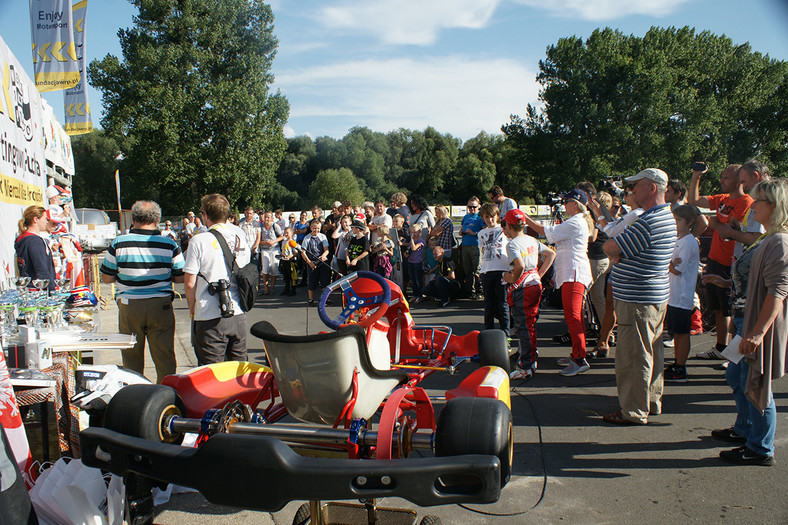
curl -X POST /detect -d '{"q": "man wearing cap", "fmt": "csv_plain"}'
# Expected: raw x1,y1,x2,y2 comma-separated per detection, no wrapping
487,186,518,218
688,163,752,359
101,201,185,383
602,168,676,425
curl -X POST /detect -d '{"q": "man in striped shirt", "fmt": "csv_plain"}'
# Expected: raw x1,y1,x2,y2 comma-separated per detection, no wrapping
101,201,185,383
602,168,677,425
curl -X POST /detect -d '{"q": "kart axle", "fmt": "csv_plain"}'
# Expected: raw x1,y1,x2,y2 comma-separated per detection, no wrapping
169,417,434,451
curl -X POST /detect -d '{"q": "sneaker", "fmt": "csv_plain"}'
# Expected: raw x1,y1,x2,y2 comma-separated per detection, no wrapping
711,427,747,444
441,299,452,307
557,356,573,366
664,364,688,383
325,298,333,306
719,446,775,466
695,347,725,359
553,332,571,344
559,359,590,376
279,290,289,296
663,338,675,348
509,367,533,380
308,299,315,307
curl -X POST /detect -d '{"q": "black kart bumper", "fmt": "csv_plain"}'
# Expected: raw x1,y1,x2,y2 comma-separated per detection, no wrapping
80,428,501,511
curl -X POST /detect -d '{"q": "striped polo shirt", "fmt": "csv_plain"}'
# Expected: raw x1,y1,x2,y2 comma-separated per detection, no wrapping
101,229,185,299
610,204,676,304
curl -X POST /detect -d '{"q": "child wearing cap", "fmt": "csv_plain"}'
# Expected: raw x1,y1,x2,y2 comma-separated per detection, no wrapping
346,220,370,272
503,208,555,380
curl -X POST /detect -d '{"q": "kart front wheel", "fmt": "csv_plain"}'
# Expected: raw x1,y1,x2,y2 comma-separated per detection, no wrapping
435,397,513,487
477,329,510,373
103,384,186,444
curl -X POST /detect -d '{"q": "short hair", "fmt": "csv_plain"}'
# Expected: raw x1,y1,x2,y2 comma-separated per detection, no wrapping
201,194,230,223
479,202,499,219
309,219,322,228
596,191,613,209
284,226,293,234
131,200,162,225
392,213,405,222
576,181,596,197
244,206,254,213
667,179,687,199
488,185,504,198
342,200,353,209
375,200,385,207
672,204,701,228
740,159,770,181
751,178,788,234
433,245,445,256
391,192,407,206
467,196,481,205
501,218,524,233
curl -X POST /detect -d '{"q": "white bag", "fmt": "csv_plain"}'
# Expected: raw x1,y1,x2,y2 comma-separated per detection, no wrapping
29,458,109,525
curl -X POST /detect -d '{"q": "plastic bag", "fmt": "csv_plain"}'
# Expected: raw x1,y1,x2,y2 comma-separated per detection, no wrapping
29,458,109,525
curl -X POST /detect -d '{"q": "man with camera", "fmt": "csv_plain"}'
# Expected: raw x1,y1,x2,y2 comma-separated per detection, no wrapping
184,194,252,365
100,201,185,383
688,162,752,359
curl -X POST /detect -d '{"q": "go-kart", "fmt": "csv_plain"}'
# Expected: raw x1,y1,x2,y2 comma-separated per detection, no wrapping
79,272,514,525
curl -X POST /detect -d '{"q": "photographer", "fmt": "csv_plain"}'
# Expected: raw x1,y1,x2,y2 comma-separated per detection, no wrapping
184,194,251,365
524,189,594,376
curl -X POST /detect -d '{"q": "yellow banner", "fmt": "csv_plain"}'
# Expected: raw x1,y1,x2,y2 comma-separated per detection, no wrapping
0,172,45,206
33,70,81,92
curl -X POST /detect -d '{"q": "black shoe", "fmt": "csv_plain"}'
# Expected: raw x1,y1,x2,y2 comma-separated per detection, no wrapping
280,289,289,296
664,364,688,383
553,332,571,344
719,446,775,466
711,427,746,444
325,298,333,306
308,299,315,306
288,289,296,296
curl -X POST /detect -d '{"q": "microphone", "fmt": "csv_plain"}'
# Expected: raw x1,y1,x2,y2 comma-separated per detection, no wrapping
288,239,302,251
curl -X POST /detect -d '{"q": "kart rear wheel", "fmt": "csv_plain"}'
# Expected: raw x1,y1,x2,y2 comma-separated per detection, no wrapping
435,397,513,487
103,384,186,444
477,329,510,373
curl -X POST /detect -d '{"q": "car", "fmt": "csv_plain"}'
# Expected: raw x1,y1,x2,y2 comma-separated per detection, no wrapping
72,208,118,253
80,272,513,525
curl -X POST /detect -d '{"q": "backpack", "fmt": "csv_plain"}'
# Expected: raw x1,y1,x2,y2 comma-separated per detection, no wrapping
209,229,259,312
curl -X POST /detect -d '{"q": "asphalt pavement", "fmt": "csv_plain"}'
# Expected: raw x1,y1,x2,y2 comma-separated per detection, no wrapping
92,282,788,524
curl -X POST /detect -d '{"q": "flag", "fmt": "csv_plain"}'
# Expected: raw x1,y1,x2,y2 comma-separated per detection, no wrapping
64,0,92,134
29,0,80,92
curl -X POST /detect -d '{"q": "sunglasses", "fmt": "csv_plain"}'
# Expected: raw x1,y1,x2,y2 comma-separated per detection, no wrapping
468,205,478,209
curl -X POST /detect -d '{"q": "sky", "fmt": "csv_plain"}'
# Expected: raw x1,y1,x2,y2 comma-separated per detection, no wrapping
1,0,787,141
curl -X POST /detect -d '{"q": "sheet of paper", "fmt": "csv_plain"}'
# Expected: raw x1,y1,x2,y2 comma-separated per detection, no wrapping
721,334,744,364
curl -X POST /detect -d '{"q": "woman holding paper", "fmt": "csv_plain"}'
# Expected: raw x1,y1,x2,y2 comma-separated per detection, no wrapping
707,178,788,466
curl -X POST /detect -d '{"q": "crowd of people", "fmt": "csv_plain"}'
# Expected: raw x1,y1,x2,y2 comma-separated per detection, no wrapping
14,165,787,468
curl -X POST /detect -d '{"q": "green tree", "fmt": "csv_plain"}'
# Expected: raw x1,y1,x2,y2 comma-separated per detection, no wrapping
70,131,123,210
88,0,289,213
308,168,365,208
503,26,788,200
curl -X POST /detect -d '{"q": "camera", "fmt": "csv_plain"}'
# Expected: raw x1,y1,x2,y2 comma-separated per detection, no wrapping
546,192,562,206
208,279,234,318
601,179,624,198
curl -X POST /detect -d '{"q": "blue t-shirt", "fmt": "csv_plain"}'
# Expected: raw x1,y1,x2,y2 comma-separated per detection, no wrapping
610,204,676,304
460,213,485,246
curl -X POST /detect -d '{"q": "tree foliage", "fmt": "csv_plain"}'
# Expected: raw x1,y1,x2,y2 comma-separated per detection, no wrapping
308,168,365,208
70,131,123,210
87,0,289,213
503,26,788,198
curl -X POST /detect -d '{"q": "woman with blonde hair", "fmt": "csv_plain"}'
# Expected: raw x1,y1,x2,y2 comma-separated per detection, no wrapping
715,178,788,466
524,189,593,376
15,205,56,290
428,204,455,257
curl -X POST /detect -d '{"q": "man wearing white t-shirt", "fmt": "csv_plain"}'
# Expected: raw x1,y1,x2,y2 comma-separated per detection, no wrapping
368,200,393,243
184,194,251,365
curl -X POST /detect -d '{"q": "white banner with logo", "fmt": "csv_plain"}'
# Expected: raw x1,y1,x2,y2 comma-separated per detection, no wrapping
64,0,92,134
0,35,48,280
29,0,81,92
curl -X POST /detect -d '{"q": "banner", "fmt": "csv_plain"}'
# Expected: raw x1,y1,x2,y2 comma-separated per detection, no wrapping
29,0,81,92
0,35,48,279
64,0,92,134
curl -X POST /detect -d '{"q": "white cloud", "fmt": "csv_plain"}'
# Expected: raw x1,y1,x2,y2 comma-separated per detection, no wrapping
320,0,500,45
511,0,694,21
283,125,296,138
275,56,538,140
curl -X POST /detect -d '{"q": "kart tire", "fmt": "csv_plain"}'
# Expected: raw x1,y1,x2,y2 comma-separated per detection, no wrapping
477,329,510,373
292,503,311,525
419,516,442,525
103,384,185,445
435,397,513,487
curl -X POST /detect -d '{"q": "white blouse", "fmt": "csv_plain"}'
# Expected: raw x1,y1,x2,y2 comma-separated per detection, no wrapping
542,214,592,288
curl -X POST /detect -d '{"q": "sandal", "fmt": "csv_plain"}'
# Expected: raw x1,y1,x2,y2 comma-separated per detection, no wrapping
587,345,608,359
603,410,645,426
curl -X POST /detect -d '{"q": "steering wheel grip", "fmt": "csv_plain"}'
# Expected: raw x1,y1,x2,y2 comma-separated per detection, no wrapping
317,271,392,330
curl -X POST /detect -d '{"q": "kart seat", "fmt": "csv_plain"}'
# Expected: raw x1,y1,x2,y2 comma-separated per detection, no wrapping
250,321,409,425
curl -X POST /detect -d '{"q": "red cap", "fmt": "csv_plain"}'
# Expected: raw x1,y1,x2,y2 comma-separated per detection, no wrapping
503,208,526,226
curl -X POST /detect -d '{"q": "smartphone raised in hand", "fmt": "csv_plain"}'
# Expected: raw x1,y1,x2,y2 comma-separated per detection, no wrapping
692,161,707,172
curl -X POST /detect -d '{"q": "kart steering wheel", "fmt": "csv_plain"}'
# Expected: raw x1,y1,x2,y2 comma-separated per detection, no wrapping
318,271,391,330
